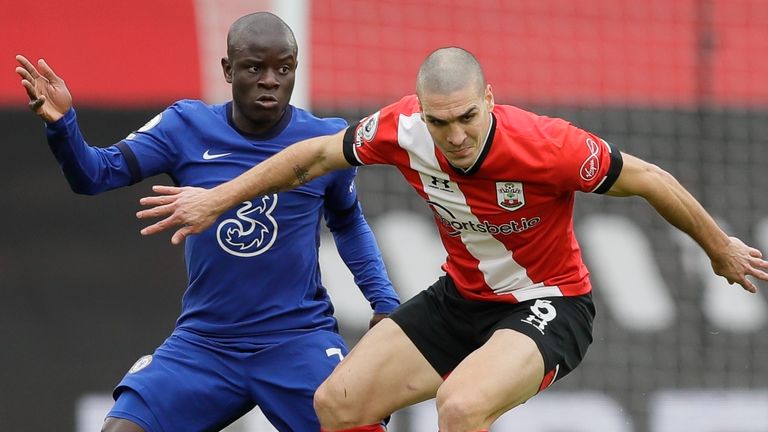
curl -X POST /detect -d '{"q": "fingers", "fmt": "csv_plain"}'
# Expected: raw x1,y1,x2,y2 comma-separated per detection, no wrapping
139,213,180,236
37,58,59,82
15,66,34,82
736,276,758,294
139,194,178,208
29,97,45,112
141,217,196,245
19,78,38,101
16,55,47,108
136,185,208,244
751,256,768,271
138,185,184,207
171,227,194,245
746,265,768,283
136,202,175,221
16,63,40,102
729,258,768,293
153,184,184,194
15,55,39,78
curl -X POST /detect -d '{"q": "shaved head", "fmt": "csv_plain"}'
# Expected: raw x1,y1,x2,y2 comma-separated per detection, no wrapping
416,47,486,97
227,12,297,58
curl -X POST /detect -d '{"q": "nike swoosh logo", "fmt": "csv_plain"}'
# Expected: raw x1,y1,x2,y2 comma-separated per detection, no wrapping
203,150,232,160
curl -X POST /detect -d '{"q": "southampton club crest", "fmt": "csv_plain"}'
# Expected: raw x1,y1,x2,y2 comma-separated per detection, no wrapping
496,181,525,211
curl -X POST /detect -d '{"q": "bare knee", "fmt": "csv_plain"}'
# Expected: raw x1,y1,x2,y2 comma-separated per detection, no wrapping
101,417,145,432
314,378,369,428
435,387,489,431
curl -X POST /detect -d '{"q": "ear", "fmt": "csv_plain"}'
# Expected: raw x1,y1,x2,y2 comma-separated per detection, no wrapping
485,84,495,111
221,57,233,83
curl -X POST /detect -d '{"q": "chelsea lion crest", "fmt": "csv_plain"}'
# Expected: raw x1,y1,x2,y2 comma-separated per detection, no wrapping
496,181,525,211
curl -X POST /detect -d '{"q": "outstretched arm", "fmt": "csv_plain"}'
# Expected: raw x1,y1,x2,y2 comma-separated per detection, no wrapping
16,55,137,194
607,152,768,292
137,129,351,244
15,55,72,122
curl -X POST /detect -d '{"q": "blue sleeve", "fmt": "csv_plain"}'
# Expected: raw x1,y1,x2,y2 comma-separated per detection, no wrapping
324,168,400,314
118,106,180,180
44,108,136,195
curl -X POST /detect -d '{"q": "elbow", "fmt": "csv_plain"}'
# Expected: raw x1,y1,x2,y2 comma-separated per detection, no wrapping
647,163,679,186
70,185,99,196
639,162,687,203
67,179,101,195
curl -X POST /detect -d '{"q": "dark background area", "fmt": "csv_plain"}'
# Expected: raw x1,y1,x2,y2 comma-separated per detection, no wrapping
1,108,185,430
2,105,767,431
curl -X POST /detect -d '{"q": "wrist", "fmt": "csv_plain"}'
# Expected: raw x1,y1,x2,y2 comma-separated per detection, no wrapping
703,233,731,260
209,183,239,215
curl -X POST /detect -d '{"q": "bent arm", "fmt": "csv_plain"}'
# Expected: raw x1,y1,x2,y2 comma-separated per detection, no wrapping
326,202,400,319
606,153,729,257
215,129,351,211
46,108,135,195
137,129,352,244
606,152,768,292
17,55,134,194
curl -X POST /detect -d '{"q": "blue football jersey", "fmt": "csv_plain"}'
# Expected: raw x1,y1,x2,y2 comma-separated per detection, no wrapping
46,100,399,342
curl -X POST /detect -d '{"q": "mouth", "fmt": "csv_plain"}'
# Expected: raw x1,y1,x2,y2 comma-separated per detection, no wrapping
254,95,279,109
449,146,474,158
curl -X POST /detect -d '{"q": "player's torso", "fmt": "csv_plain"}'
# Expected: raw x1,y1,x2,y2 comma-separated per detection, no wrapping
142,101,347,338
392,105,590,303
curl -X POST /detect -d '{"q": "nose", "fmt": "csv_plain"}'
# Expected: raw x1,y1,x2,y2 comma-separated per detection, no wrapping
446,124,466,146
258,68,279,89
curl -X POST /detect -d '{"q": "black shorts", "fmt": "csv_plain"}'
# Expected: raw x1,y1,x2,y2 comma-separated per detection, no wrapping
389,275,595,389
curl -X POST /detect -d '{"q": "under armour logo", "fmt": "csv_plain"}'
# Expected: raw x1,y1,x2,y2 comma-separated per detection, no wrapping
428,176,452,192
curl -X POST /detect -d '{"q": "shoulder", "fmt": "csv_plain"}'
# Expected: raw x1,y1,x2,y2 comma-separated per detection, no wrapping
135,100,222,136
145,100,221,127
364,95,422,133
384,94,421,116
360,95,421,124
494,104,573,149
291,106,348,135
164,99,222,117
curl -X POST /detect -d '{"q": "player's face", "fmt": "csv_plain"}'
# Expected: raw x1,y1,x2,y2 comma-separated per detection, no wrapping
420,84,494,170
223,33,296,134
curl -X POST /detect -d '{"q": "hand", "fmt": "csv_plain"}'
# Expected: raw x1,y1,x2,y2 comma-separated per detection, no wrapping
368,313,389,329
15,55,72,122
710,237,768,293
136,185,224,245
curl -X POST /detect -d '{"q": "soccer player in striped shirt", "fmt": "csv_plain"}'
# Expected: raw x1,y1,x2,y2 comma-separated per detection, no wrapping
135,47,768,432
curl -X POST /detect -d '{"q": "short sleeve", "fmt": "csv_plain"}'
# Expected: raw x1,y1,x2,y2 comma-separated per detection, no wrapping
544,119,623,194
118,104,182,179
342,96,418,166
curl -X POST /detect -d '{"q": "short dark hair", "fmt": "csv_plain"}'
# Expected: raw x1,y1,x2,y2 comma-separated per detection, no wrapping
226,12,297,58
416,47,486,96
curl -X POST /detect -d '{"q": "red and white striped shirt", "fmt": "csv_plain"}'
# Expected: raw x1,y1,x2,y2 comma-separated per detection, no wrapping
343,95,623,303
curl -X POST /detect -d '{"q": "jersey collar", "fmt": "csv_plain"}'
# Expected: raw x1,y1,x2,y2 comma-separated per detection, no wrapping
448,112,496,176
226,102,294,141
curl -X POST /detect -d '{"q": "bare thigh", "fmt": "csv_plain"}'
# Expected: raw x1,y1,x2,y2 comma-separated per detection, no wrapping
437,329,545,426
317,318,444,421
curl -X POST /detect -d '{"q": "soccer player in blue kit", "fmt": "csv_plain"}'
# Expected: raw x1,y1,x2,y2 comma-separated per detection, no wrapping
15,12,399,432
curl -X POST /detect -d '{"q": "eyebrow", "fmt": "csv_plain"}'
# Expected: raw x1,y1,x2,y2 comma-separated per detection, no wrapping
241,55,296,62
424,106,478,123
